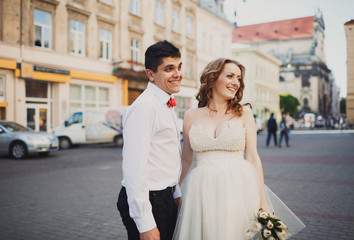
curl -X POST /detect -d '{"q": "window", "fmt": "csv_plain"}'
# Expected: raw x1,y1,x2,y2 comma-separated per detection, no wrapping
131,39,140,64
202,32,206,51
70,84,109,110
25,80,48,98
174,96,192,119
130,0,140,16
186,17,193,38
186,55,194,79
99,29,112,61
172,10,180,32
155,1,164,25
99,87,109,107
0,75,4,102
68,112,83,125
85,86,96,108
209,36,213,53
70,20,86,56
99,0,112,4
34,9,52,49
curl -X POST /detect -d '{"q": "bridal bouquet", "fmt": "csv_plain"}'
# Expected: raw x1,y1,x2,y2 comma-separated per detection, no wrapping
246,208,291,240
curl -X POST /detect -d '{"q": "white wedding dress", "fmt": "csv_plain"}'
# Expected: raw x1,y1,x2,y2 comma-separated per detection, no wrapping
173,118,305,240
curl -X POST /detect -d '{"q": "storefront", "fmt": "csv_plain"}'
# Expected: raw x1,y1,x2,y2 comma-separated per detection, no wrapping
0,58,121,132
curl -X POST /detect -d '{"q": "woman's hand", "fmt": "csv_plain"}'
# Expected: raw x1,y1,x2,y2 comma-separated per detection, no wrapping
260,204,274,218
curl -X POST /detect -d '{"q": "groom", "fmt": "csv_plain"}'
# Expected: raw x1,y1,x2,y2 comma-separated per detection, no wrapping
117,40,182,240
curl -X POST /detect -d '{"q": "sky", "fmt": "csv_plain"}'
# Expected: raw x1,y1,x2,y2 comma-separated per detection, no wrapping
223,0,354,97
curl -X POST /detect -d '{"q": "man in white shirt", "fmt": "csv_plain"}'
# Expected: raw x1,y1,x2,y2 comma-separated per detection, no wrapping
117,40,183,240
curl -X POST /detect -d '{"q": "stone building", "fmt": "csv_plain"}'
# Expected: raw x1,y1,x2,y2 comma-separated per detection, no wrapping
0,0,123,131
232,11,335,117
196,0,233,83
345,19,354,124
0,0,234,131
232,46,281,122
113,0,200,120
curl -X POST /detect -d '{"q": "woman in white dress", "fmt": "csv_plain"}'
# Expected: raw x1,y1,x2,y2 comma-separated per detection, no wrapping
173,58,303,240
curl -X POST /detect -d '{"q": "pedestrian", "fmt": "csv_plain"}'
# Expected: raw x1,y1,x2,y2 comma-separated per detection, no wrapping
279,114,289,147
266,113,277,147
117,40,182,240
173,58,304,239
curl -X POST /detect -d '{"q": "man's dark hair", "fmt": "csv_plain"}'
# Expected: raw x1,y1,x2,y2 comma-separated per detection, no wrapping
270,113,274,117
145,40,181,72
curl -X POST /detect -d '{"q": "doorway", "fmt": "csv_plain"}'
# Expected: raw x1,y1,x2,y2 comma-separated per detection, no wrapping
26,104,50,132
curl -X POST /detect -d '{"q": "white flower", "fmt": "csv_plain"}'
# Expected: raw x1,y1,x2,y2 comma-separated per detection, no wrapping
263,228,272,238
275,229,288,240
259,211,269,219
276,221,288,230
250,221,262,231
267,220,274,229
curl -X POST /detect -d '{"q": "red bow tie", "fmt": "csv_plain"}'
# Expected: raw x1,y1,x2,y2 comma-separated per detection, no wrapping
167,97,176,108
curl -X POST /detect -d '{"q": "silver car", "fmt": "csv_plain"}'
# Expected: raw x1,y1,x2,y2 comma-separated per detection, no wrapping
0,121,59,159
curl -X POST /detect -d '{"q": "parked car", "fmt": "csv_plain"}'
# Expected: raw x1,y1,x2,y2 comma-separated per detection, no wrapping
0,121,59,159
53,107,126,149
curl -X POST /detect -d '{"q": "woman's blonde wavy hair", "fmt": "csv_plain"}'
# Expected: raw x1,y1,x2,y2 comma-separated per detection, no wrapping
196,58,248,117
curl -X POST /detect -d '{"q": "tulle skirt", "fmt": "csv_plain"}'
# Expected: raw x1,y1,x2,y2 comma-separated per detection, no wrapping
173,151,305,240
173,151,262,240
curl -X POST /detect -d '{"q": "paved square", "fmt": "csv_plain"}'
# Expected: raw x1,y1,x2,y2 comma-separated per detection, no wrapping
0,130,353,239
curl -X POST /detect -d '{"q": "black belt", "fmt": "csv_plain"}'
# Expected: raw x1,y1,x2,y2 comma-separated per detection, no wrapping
149,185,176,196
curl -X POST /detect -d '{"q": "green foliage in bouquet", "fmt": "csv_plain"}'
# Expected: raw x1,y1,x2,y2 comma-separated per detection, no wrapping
253,208,291,240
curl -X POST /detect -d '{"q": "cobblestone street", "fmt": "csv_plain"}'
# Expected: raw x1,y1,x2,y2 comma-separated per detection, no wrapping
0,130,353,239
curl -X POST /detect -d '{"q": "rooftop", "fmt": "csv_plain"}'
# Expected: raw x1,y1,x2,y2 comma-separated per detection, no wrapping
232,16,314,43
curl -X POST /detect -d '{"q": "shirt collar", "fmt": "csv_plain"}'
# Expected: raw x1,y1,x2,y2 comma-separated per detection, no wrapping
147,82,173,105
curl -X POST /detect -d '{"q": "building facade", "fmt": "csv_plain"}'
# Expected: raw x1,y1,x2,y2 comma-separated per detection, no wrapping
0,0,122,132
232,46,281,122
196,0,233,84
232,11,335,117
345,19,354,124
0,0,235,131
114,0,201,120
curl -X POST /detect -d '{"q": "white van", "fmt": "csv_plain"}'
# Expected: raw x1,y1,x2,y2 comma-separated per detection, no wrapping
53,107,126,149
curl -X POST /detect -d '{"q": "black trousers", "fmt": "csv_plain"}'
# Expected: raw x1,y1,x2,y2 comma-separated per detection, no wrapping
266,131,278,146
117,187,178,240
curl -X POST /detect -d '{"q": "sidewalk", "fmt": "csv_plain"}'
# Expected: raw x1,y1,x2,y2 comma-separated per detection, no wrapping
288,129,354,134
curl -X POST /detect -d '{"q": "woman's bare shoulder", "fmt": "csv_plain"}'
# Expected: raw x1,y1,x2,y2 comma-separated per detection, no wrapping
184,108,206,123
242,105,253,118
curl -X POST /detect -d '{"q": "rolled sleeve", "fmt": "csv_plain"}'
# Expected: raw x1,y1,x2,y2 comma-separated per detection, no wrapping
122,101,157,232
173,184,181,199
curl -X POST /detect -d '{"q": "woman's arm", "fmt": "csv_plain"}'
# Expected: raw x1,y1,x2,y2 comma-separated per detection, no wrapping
179,109,196,185
243,106,272,215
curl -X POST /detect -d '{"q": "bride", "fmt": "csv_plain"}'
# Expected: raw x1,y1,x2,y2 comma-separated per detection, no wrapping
173,58,304,240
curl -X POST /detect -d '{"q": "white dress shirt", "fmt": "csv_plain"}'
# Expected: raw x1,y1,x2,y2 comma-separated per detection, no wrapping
121,82,182,233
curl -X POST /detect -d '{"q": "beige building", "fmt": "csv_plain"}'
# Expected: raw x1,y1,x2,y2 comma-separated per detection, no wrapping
0,0,235,130
0,0,123,132
232,11,335,117
232,46,281,122
196,0,233,85
345,19,354,124
114,0,199,119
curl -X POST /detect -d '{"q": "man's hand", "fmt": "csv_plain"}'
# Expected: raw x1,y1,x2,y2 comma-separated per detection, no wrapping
140,227,160,240
174,197,181,208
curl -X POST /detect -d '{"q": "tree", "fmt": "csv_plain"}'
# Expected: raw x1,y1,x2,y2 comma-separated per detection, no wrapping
340,98,346,114
280,94,300,117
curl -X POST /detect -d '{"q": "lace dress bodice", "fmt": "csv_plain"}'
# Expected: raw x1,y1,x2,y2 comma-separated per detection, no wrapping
189,119,245,152
189,119,246,165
